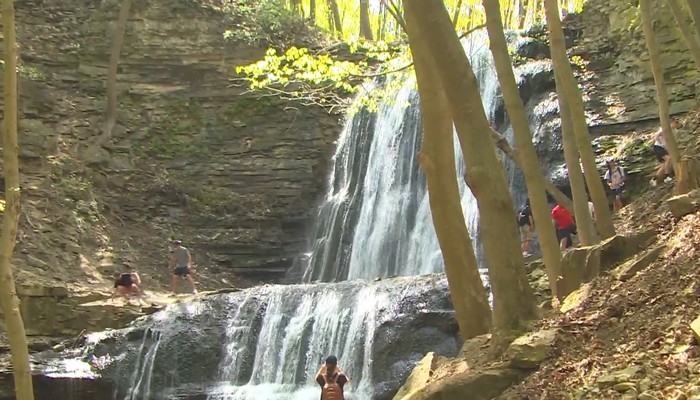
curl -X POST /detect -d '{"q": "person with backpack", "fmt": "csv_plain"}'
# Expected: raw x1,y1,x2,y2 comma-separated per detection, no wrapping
516,199,535,257
315,355,349,400
604,158,626,212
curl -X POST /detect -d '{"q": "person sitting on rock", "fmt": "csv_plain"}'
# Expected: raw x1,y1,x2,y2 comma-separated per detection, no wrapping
315,355,349,400
111,267,143,301
169,240,198,294
551,202,576,251
649,120,677,187
604,158,626,212
516,198,535,257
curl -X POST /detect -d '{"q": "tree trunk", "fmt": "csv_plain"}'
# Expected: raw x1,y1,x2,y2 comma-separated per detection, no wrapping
1,1,35,399
309,0,316,23
406,7,492,339
666,0,700,72
640,0,686,192
359,0,373,40
556,70,598,245
452,0,464,28
489,129,573,211
544,0,613,240
482,0,563,300
101,0,132,142
328,0,343,36
404,0,537,343
687,0,700,45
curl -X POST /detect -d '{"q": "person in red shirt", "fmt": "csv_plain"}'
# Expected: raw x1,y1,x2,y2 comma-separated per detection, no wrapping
551,203,576,251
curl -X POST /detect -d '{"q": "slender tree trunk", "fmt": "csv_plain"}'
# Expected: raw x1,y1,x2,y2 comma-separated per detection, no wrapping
406,8,492,339
556,71,598,245
666,0,700,72
452,0,464,28
404,0,537,345
640,0,686,191
544,0,613,240
378,3,386,40
688,0,700,45
489,130,574,211
328,0,343,36
482,0,562,301
0,1,35,399
309,0,316,23
101,0,132,142
359,0,373,40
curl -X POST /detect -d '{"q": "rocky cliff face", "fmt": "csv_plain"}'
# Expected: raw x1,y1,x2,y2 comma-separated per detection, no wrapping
579,0,700,124
0,0,341,294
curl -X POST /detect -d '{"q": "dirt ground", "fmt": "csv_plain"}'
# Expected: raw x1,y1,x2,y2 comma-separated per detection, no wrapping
495,111,700,399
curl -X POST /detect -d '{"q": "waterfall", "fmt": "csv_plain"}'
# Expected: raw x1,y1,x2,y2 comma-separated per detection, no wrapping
38,34,550,400
303,35,518,283
45,274,457,400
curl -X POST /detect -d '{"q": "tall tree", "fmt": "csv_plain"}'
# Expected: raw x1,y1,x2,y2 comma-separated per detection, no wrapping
482,0,563,300
544,0,613,239
359,0,374,40
406,3,492,340
687,0,700,44
328,0,343,36
309,0,316,23
666,0,700,71
101,0,132,142
556,72,598,245
640,0,685,190
404,0,537,344
0,0,35,398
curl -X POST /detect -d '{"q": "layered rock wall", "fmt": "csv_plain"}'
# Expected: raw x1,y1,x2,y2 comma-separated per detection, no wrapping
580,0,700,123
1,0,342,289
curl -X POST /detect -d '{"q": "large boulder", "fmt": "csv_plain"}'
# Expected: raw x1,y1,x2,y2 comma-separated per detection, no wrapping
393,353,439,400
506,329,558,369
557,230,656,299
403,365,527,400
614,245,666,281
667,188,700,218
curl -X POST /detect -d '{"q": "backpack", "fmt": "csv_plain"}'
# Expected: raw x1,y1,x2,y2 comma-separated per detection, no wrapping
322,373,344,400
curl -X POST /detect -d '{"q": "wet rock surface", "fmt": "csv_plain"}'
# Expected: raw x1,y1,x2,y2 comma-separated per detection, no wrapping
31,274,459,400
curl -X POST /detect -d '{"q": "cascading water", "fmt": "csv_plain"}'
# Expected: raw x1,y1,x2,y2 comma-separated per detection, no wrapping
302,35,520,283
39,34,548,400
42,275,457,400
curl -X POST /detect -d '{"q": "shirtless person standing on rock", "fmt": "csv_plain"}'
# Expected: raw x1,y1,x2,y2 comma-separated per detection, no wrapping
169,240,198,295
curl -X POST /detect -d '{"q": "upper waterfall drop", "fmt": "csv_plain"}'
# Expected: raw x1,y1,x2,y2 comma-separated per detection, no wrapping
303,34,513,283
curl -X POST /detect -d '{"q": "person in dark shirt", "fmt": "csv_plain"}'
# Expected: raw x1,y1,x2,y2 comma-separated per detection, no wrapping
517,199,535,257
315,355,349,400
111,267,143,302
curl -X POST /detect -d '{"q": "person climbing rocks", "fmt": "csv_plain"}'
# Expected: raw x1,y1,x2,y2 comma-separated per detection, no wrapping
649,120,677,187
169,240,198,294
551,202,576,251
604,158,627,212
111,266,144,302
315,355,349,400
517,198,535,257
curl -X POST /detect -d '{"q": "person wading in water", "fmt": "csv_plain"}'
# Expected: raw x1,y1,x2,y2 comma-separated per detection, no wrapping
315,355,349,400
169,240,197,294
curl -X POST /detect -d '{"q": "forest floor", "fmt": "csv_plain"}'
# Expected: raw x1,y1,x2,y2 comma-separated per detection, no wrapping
495,110,700,399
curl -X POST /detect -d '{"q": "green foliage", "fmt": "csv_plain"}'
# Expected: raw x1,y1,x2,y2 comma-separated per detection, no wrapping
237,46,367,93
234,40,405,112
218,0,312,45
